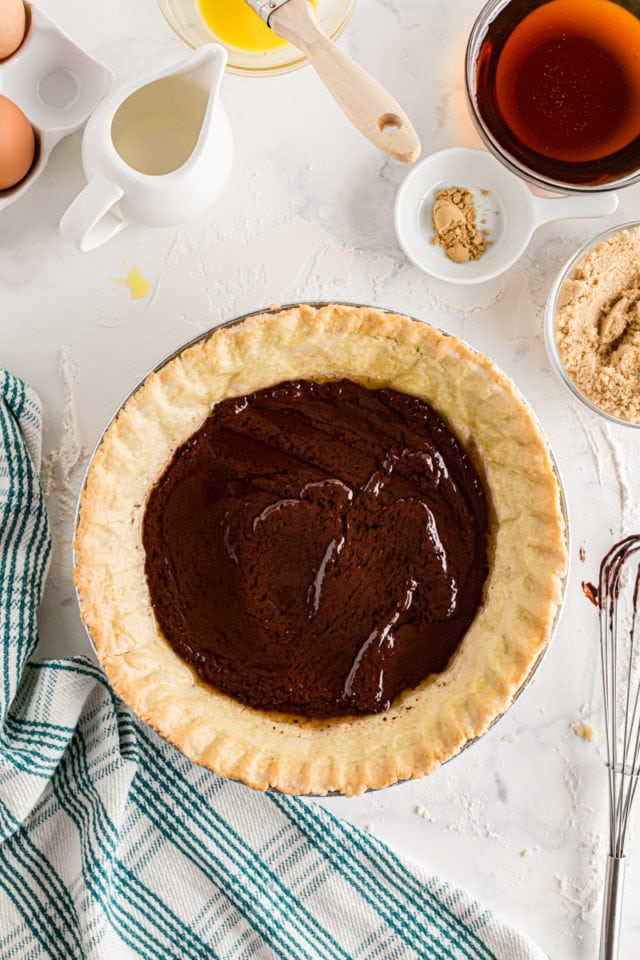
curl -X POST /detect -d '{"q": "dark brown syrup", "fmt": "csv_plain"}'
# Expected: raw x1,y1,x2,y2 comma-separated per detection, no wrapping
474,0,640,185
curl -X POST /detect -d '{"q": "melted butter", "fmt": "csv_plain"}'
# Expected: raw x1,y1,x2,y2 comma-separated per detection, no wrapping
197,0,316,53
125,265,152,299
111,264,152,300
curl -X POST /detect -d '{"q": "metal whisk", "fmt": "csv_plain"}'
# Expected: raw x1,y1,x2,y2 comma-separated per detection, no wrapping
598,534,640,960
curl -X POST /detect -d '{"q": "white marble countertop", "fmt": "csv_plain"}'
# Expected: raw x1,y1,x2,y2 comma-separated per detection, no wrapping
2,1,640,957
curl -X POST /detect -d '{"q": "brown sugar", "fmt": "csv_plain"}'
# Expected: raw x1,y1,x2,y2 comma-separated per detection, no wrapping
431,187,488,264
554,226,640,423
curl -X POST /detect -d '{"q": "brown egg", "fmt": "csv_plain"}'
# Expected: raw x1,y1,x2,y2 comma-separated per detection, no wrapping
0,0,26,61
0,95,35,190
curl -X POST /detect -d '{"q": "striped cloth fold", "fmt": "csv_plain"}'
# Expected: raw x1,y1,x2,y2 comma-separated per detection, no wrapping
0,368,547,960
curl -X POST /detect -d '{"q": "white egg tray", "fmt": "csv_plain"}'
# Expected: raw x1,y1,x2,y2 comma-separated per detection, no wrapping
0,2,112,213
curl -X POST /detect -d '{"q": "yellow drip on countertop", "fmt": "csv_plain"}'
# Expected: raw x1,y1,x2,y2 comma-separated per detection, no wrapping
125,265,152,299
197,0,316,53
111,264,152,300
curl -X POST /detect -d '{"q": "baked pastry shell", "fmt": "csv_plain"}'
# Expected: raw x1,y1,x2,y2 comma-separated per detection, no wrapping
73,303,569,796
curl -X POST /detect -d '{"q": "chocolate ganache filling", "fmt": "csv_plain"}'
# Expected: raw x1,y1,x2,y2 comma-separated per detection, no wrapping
142,379,489,717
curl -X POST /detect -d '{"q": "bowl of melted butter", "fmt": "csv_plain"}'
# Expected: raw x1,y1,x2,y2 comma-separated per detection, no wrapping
157,0,357,77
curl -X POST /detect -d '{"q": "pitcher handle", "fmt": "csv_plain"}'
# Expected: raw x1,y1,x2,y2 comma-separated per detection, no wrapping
60,175,126,251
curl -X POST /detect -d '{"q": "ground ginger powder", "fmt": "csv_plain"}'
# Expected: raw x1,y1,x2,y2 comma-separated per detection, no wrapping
431,187,488,263
554,226,640,423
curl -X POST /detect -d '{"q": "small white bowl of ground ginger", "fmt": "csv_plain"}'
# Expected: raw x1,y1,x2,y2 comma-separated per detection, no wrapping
545,222,640,428
394,147,618,285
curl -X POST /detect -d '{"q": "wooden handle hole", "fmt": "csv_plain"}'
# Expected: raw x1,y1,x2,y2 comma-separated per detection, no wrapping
378,113,404,134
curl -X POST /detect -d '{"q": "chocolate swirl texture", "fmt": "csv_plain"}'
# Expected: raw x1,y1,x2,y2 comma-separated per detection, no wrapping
142,378,489,717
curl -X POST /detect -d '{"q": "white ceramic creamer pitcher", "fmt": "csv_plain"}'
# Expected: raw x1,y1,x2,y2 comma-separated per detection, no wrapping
60,44,233,251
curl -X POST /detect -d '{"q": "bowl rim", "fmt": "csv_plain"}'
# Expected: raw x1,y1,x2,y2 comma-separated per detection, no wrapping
543,220,640,429
155,0,358,77
464,0,640,195
393,145,535,285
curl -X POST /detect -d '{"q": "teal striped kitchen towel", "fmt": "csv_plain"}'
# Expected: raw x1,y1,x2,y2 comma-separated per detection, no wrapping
0,368,547,960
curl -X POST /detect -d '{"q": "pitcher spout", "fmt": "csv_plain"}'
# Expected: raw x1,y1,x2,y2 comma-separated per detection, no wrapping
176,42,233,180
185,42,234,197
181,42,228,107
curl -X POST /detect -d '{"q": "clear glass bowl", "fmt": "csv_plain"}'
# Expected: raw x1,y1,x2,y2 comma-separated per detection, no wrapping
156,0,358,77
465,0,640,194
543,222,640,429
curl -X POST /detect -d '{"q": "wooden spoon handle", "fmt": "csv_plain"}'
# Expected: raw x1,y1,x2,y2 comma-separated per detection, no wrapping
269,0,421,163
307,36,421,162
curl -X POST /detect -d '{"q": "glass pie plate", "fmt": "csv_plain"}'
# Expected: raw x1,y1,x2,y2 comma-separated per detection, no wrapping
73,302,570,793
156,0,358,77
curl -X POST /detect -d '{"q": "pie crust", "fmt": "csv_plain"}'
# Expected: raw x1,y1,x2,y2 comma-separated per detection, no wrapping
74,304,568,796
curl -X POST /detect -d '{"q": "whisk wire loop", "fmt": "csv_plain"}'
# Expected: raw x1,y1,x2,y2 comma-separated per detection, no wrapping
598,535,640,959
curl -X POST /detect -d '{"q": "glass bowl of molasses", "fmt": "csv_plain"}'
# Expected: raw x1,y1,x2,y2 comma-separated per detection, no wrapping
465,0,640,193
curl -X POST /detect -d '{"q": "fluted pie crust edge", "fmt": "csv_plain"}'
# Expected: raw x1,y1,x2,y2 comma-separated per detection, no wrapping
74,304,568,796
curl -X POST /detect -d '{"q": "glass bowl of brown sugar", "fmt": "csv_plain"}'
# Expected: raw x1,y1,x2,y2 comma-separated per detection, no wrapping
544,222,640,428
465,0,640,194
